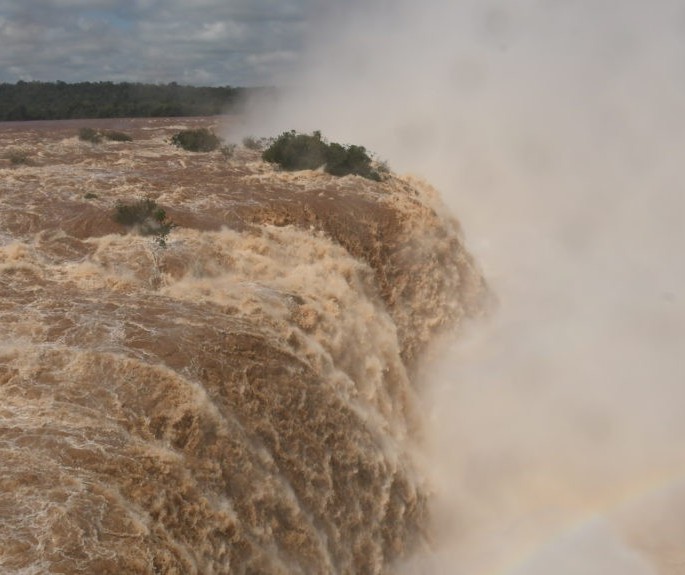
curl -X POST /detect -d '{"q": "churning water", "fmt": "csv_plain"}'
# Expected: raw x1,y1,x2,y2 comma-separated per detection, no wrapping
0,118,486,574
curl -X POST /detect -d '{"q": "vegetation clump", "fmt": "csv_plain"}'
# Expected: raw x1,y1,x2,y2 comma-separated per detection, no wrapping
262,131,383,180
78,127,102,143
262,130,326,171
242,136,272,151
78,127,132,143
220,144,236,159
102,130,132,142
5,149,31,165
114,198,176,247
170,128,222,152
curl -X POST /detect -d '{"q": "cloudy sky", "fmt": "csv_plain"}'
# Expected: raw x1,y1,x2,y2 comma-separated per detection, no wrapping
2,1,685,572
0,0,321,86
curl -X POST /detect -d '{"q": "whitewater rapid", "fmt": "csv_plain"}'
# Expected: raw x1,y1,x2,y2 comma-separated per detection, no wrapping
0,117,486,574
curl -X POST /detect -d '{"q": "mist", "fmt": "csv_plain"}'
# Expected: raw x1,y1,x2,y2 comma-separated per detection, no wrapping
236,1,685,573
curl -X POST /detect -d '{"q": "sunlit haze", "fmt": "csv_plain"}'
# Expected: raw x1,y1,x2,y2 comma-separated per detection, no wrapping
243,1,685,572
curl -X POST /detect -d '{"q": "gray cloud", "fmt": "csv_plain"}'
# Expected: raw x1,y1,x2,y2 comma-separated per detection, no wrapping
0,0,310,85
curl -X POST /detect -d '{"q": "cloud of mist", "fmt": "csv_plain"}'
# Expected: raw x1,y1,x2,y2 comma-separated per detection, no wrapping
241,1,685,573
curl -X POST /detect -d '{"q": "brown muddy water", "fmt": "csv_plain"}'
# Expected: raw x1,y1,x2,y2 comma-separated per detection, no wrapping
0,117,487,574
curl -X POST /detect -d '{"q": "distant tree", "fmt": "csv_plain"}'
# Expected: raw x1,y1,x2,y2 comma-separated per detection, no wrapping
0,81,262,121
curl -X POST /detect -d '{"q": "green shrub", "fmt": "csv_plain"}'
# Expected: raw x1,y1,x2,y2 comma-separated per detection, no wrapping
114,198,176,247
6,149,31,165
242,136,271,151
170,128,222,152
102,130,133,142
84,192,98,199
262,131,382,180
262,130,326,171
325,143,380,180
78,127,132,143
220,144,236,159
78,127,102,143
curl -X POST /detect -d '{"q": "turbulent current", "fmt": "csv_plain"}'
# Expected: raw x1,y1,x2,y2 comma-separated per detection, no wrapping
0,118,487,574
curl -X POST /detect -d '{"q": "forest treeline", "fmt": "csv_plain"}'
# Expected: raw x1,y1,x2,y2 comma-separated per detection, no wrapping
0,81,269,121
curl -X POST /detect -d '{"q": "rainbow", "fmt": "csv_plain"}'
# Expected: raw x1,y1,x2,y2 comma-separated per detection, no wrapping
484,466,685,575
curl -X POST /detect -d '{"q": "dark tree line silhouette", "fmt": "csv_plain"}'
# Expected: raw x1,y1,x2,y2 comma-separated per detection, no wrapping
0,81,269,121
